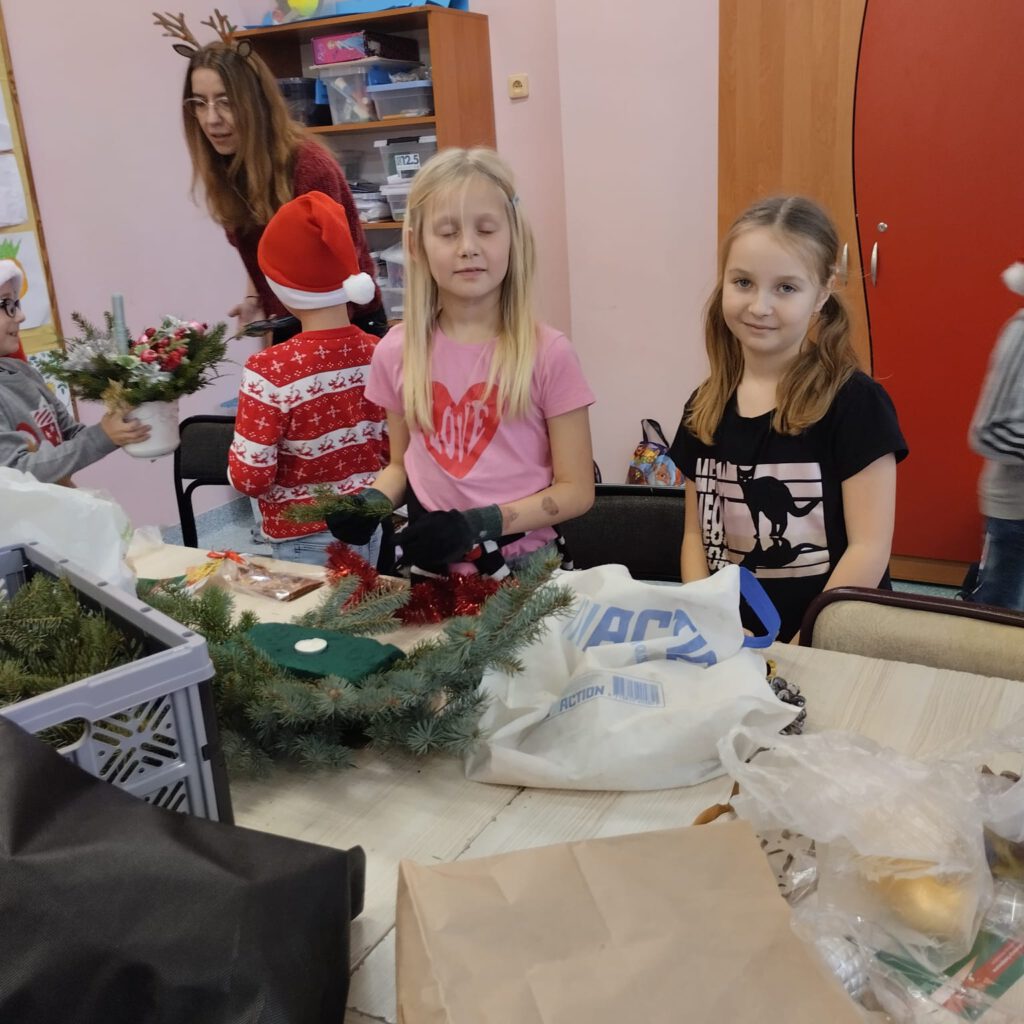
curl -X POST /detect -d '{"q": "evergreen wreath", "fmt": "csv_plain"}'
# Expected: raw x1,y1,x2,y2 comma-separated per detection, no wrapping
0,552,573,776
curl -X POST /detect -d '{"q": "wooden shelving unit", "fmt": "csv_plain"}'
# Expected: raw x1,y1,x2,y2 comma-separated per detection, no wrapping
308,115,436,137
236,6,496,152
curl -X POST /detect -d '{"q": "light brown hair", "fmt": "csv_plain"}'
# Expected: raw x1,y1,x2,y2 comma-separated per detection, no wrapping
182,43,309,231
686,195,861,444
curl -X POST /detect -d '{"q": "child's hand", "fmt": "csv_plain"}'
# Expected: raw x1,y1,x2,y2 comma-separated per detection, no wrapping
325,487,393,544
397,511,475,567
101,411,151,447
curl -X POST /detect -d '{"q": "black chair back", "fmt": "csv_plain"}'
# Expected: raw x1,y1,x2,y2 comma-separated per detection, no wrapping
559,484,685,583
172,415,235,548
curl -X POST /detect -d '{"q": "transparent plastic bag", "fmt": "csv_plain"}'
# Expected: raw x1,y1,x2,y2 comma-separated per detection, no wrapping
794,882,1024,1023
718,725,992,969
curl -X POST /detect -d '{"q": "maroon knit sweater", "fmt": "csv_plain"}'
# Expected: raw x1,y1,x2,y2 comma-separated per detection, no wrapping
225,140,381,319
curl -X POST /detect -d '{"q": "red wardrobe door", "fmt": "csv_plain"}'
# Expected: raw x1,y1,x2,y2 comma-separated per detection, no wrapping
854,0,1024,562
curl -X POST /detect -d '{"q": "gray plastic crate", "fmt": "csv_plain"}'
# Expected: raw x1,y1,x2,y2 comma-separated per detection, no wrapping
0,543,232,823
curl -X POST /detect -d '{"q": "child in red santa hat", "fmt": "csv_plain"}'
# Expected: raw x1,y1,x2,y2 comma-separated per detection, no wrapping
227,191,388,565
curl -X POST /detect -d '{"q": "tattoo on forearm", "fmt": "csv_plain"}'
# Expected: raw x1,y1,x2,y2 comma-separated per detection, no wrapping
542,496,559,517
501,505,519,529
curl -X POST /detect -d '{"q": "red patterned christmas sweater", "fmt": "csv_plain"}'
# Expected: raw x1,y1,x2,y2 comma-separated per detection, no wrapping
227,325,388,539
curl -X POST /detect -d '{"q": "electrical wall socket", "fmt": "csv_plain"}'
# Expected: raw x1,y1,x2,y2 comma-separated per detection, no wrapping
508,73,529,99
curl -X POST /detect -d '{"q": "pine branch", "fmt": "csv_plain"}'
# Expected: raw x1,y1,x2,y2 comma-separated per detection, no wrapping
283,486,392,525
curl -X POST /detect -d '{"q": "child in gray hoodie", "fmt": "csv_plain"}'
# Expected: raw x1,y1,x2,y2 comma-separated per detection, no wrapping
0,260,149,482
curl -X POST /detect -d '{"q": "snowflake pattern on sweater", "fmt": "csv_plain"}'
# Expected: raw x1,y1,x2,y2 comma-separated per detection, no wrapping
227,325,388,539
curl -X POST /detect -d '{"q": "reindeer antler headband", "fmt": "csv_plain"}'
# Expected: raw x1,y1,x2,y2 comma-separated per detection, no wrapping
152,9,253,59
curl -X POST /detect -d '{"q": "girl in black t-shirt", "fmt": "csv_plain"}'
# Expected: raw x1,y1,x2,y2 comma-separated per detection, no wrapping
671,196,907,642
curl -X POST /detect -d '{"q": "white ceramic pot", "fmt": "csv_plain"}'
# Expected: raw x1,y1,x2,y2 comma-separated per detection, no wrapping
123,399,181,459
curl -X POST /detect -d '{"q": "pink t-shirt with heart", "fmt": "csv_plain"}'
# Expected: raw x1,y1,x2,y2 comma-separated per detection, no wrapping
366,322,595,563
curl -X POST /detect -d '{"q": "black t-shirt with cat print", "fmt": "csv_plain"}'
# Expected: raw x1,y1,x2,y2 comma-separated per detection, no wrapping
670,371,908,642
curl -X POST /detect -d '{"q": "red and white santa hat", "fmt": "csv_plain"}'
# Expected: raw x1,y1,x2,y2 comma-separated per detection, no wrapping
1003,260,1024,296
257,191,376,309
0,259,23,295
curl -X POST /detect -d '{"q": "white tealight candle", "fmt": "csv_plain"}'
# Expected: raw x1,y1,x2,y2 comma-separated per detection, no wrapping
294,637,327,654
111,293,129,353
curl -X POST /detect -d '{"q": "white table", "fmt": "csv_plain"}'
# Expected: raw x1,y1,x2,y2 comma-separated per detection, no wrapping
131,545,1024,1023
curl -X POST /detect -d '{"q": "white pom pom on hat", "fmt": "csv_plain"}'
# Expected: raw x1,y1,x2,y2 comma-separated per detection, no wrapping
0,259,23,295
1002,261,1024,297
258,191,378,310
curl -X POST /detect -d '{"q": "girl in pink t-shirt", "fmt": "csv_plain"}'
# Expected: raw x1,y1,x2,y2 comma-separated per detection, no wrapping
326,147,596,577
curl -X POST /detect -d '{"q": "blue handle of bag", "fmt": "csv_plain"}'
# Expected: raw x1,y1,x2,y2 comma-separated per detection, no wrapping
738,567,781,648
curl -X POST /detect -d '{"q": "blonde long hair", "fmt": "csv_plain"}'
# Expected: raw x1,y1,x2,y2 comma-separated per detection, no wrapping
183,43,309,231
402,148,538,434
686,196,861,444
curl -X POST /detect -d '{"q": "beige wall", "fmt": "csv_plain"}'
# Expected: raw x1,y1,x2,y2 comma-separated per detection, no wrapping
555,0,718,475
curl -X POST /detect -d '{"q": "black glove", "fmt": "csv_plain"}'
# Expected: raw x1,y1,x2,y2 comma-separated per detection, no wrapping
397,505,502,567
325,488,392,546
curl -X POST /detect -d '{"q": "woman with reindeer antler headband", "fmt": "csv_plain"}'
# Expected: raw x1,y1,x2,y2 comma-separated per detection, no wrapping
154,9,387,343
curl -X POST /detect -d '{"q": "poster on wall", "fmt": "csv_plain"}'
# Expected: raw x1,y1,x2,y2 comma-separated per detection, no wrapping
0,153,27,225
0,231,51,330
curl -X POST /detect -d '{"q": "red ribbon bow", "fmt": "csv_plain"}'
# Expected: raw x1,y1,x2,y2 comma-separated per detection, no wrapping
206,550,247,565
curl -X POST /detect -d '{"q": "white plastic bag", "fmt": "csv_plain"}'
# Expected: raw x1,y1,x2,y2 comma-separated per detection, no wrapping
0,467,135,592
464,563,796,791
718,725,992,968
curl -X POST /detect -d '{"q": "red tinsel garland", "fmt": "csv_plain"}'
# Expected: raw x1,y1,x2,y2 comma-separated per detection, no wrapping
324,542,501,623
325,541,378,605
398,572,500,624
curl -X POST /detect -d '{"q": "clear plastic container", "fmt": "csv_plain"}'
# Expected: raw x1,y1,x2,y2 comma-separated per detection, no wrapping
352,190,391,223
277,77,318,125
380,242,405,289
375,135,437,181
313,59,418,125
367,80,435,120
379,284,404,322
380,181,413,221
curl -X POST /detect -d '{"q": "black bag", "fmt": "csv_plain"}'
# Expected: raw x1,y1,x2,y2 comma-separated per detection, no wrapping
0,716,365,1024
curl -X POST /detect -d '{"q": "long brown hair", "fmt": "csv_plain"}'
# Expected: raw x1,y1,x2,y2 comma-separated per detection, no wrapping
686,195,861,444
182,43,309,231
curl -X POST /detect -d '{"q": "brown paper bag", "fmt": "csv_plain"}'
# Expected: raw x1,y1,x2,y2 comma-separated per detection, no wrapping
396,820,862,1024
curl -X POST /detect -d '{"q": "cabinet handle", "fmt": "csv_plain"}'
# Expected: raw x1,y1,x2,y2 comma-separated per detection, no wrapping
870,242,879,286
839,243,849,285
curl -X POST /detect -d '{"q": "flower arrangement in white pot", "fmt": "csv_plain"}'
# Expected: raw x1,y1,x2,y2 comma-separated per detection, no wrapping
40,308,228,458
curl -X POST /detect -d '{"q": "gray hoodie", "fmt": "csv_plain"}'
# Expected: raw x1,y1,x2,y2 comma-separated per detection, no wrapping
0,356,116,482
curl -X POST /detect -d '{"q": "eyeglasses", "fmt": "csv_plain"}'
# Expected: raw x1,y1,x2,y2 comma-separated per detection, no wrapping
0,298,21,318
184,96,233,119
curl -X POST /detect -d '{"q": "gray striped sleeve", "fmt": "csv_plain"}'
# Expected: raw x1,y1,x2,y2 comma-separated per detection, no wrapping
969,312,1024,463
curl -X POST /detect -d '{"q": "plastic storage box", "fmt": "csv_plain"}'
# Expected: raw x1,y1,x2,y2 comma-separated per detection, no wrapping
380,284,404,322
277,77,318,125
375,135,437,181
313,58,418,125
352,190,391,223
380,242,405,289
0,543,232,823
367,80,434,120
312,29,419,66
381,181,412,221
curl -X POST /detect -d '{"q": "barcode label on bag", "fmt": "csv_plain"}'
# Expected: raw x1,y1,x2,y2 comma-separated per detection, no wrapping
611,675,664,707
549,676,665,718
